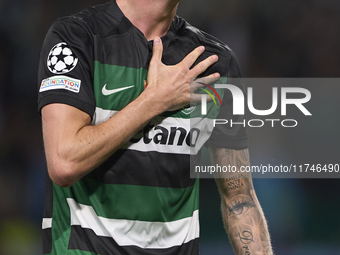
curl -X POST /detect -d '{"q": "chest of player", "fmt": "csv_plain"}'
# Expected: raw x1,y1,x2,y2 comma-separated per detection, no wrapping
91,34,195,117
92,35,160,113
93,60,147,112
91,35,223,124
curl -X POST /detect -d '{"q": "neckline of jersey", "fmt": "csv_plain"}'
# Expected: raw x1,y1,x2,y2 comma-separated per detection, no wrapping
110,0,177,46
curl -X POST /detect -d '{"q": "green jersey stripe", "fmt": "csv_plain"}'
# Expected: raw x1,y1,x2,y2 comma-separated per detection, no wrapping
93,61,147,111
43,247,98,254
61,177,199,222
93,61,227,119
51,184,72,255
59,250,97,255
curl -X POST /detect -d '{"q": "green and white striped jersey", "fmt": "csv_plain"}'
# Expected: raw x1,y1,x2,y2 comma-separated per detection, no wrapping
38,1,248,254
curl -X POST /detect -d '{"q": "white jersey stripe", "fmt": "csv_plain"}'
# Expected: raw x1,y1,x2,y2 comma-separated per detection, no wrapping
67,198,199,249
42,218,53,229
92,107,214,155
92,107,118,125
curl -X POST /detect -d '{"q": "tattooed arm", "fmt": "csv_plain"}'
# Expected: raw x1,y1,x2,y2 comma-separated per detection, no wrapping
208,145,273,255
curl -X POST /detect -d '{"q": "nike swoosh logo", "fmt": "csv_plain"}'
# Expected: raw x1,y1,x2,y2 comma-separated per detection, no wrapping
102,84,134,96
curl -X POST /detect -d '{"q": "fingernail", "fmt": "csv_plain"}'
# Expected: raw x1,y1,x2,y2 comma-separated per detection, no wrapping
213,55,218,61
154,37,161,45
199,46,205,52
214,73,220,78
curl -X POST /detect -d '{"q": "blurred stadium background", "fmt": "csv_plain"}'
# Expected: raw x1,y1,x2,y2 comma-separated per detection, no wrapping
0,0,339,254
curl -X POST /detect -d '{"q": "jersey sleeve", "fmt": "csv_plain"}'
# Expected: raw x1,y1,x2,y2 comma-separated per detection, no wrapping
37,17,96,119
206,50,249,149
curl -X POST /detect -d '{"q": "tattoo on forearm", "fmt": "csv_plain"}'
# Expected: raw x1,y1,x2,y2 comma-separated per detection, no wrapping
209,146,273,254
239,229,254,255
219,148,250,170
209,147,253,195
224,178,244,192
229,196,256,216
225,190,273,255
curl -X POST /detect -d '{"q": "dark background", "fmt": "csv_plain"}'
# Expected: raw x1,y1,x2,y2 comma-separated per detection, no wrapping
0,0,339,254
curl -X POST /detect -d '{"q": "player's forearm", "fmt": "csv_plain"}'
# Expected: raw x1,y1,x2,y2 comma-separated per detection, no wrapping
209,147,273,255
74,92,161,162
221,191,273,255
44,92,164,187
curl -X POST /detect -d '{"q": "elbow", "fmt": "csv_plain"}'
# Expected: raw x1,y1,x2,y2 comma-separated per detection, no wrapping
47,159,80,188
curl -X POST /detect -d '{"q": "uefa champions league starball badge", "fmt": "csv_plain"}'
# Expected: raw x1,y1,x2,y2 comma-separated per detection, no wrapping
47,42,78,74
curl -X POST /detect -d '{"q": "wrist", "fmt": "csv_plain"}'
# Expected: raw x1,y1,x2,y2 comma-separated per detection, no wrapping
137,88,169,116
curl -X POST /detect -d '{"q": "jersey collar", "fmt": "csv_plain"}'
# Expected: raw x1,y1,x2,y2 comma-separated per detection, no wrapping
110,0,177,46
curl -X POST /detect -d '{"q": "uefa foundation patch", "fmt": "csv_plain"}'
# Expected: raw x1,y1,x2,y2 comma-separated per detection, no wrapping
40,76,81,93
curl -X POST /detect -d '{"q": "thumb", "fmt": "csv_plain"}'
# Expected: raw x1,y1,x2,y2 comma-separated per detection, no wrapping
150,37,163,64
